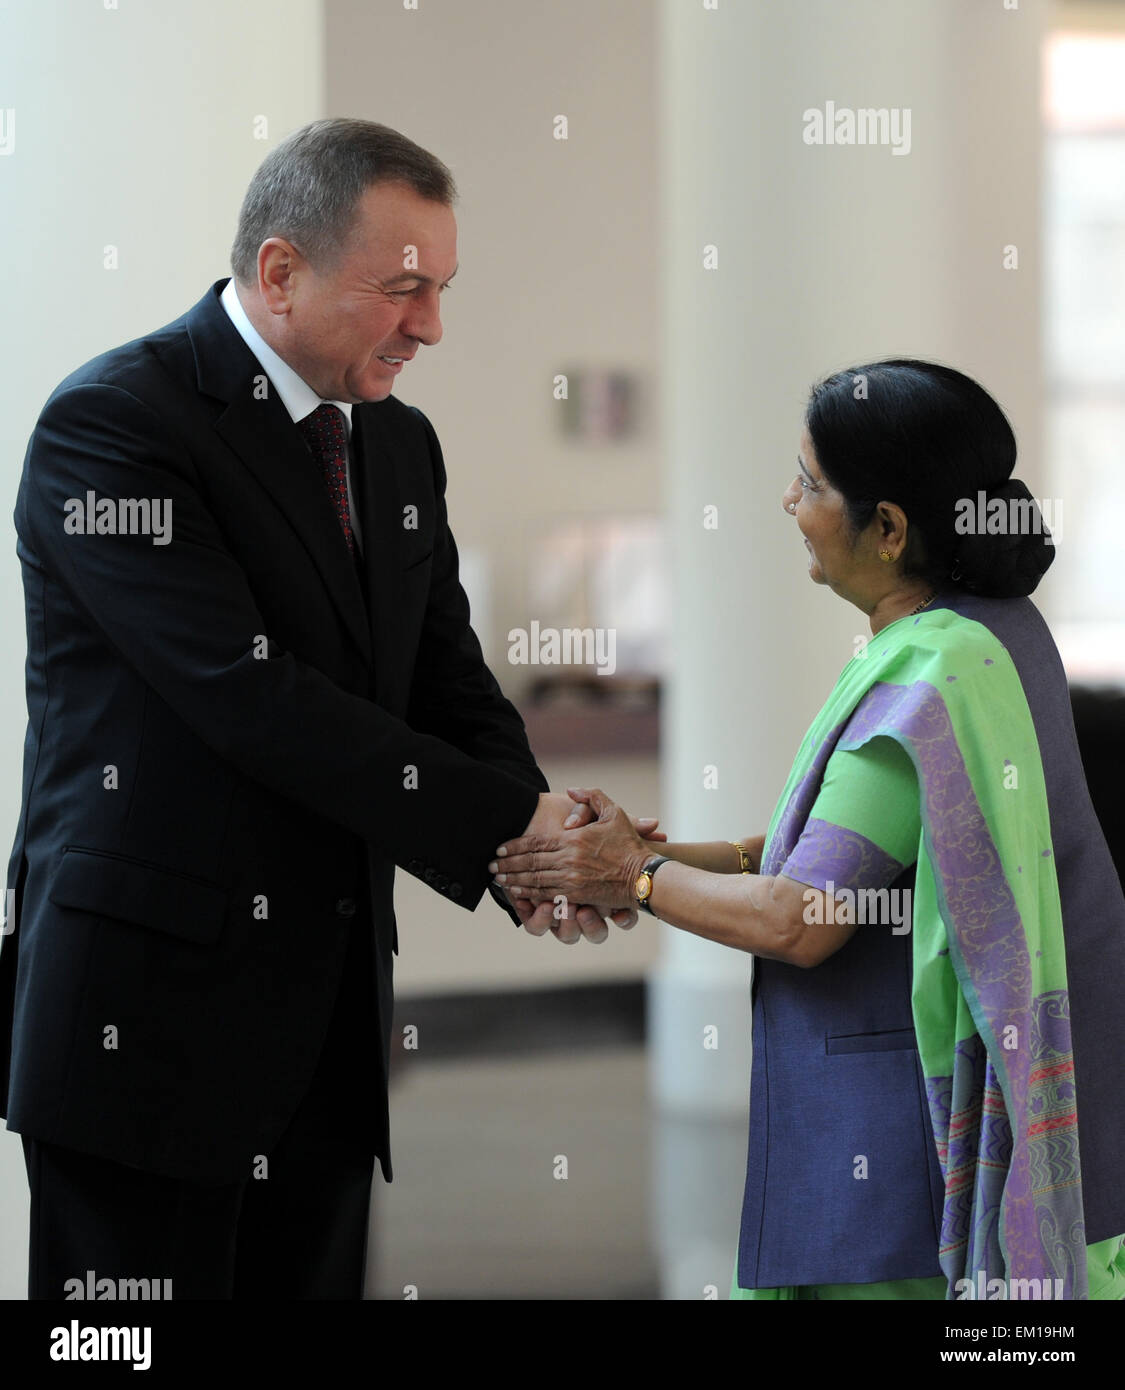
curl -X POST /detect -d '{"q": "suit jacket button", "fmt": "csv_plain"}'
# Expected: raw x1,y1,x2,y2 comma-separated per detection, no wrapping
435,874,449,891
407,859,423,874
335,898,356,918
423,868,437,883
449,882,462,899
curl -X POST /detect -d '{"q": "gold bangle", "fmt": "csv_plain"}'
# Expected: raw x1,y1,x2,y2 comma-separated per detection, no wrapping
730,840,753,874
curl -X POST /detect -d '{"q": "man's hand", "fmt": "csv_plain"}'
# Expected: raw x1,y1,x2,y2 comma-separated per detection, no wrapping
502,791,664,944
507,893,628,946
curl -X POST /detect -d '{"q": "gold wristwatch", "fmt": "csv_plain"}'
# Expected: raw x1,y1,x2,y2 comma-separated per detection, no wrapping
635,856,671,916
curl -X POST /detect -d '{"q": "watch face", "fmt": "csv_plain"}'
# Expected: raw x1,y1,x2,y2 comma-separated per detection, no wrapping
635,872,652,901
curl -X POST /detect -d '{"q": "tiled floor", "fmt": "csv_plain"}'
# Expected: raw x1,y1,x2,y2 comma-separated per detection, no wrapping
367,1045,660,1299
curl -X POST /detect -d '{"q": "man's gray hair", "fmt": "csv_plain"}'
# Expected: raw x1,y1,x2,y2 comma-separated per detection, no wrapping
230,117,457,285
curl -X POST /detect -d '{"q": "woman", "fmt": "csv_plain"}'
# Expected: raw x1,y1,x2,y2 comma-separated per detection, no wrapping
491,360,1125,1299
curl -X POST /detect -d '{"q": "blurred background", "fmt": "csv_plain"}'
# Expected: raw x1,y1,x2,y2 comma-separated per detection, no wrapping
0,0,1122,1299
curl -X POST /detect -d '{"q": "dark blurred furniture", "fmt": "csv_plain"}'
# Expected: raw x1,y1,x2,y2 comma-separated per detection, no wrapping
520,675,659,756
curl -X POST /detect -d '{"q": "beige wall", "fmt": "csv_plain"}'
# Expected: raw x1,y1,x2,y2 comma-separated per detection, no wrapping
326,0,660,682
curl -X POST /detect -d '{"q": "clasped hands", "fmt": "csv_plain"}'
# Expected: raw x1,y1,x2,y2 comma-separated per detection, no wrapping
490,788,658,945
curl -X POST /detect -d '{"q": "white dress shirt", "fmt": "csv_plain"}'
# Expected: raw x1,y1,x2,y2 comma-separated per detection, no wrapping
220,278,363,554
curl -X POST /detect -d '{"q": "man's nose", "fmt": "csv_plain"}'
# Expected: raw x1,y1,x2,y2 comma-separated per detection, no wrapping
403,290,443,347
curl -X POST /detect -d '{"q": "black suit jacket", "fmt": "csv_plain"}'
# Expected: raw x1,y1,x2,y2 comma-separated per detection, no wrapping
0,278,547,1183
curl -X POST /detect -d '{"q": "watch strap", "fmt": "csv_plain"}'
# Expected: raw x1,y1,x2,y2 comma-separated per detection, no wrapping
636,855,672,914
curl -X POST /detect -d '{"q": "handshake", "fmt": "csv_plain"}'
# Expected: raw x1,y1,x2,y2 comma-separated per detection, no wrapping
488,788,665,945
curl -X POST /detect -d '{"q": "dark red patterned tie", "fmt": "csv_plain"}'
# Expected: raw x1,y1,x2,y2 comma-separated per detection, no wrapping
297,403,355,556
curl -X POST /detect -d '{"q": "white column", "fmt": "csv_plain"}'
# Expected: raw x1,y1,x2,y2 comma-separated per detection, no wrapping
652,0,1046,1299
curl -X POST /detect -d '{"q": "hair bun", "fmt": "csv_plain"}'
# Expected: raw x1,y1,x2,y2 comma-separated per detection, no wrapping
953,478,1055,598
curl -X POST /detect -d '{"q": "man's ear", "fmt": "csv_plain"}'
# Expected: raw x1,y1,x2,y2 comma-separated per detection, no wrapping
257,238,303,312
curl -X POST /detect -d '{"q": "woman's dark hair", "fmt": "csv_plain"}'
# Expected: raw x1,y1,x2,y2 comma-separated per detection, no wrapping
804,359,1055,598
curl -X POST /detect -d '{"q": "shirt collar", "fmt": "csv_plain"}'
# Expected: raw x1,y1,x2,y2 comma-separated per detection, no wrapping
220,278,353,438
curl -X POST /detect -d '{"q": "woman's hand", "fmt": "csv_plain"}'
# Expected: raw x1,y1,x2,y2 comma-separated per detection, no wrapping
490,787,652,914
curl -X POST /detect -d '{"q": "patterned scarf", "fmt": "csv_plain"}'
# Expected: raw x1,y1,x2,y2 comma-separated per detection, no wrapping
759,607,1087,1298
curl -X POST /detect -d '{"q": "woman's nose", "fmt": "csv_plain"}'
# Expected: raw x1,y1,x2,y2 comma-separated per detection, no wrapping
782,479,799,513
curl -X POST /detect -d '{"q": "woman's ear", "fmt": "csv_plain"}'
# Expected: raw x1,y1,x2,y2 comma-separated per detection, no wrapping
877,500,908,547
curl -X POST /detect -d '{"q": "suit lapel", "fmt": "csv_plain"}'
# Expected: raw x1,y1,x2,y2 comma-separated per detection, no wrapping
186,281,373,667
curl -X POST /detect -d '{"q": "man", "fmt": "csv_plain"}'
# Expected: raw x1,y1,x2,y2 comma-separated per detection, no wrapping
0,118,642,1300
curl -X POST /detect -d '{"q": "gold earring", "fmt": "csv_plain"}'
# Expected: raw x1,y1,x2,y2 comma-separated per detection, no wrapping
879,549,893,561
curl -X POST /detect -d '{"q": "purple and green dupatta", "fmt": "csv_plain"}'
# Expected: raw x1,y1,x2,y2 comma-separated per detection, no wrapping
760,607,1087,1298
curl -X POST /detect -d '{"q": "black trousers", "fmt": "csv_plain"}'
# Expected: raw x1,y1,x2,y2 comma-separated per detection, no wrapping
23,917,381,1301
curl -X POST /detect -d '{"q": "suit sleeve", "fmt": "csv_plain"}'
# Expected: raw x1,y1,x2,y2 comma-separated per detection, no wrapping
404,407,549,924
20,382,540,912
